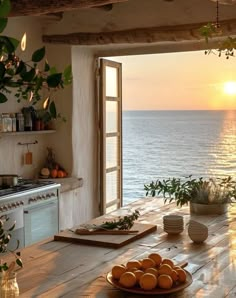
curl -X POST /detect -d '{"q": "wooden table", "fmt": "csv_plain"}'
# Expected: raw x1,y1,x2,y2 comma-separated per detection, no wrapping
5,197,236,297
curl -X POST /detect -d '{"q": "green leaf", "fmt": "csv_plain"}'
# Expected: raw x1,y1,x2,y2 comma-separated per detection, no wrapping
32,46,45,62
0,36,16,53
0,18,7,33
16,258,23,268
47,73,62,88
0,61,5,79
8,37,19,51
44,61,50,72
0,0,11,18
63,65,72,85
20,68,35,82
15,60,26,75
49,101,57,118
49,66,57,75
0,92,7,103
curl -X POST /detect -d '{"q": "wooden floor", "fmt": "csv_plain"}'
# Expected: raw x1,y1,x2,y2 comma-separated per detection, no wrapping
5,197,236,297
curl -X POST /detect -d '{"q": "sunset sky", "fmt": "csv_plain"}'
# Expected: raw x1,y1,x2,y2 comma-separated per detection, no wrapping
110,50,236,111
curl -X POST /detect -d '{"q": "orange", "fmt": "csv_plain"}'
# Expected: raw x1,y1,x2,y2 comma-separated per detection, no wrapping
139,273,157,290
57,170,64,178
145,267,159,277
126,267,138,273
50,169,58,178
148,253,162,266
111,265,126,279
133,270,144,282
158,264,173,276
157,274,173,289
119,272,136,288
126,260,142,270
176,268,187,282
162,258,174,268
171,270,178,282
141,258,156,269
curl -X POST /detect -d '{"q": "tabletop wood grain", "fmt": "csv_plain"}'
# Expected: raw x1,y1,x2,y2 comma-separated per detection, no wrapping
5,197,236,297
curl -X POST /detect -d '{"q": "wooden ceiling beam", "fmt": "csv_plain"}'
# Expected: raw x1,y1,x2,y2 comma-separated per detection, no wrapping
9,0,127,16
42,19,236,45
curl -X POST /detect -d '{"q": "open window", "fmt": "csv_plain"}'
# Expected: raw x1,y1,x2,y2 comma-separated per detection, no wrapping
99,58,122,214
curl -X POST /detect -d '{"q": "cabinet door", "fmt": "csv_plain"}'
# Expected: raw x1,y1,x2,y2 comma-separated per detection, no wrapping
99,59,122,214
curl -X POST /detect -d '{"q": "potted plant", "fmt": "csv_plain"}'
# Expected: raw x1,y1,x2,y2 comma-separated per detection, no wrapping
0,215,23,295
144,175,236,215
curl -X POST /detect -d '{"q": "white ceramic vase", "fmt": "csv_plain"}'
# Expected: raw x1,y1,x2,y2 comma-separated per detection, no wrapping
188,220,208,243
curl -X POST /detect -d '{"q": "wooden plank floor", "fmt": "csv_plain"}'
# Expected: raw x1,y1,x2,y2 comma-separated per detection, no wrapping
5,197,236,297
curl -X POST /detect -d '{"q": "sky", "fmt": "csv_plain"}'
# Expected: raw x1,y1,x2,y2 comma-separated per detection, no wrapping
109,50,236,111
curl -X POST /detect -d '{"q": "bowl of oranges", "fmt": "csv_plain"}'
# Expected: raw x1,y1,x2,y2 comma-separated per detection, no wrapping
106,253,192,295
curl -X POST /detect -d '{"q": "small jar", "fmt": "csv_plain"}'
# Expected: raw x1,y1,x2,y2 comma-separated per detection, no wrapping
10,113,16,132
2,113,12,132
16,113,24,132
1,272,19,297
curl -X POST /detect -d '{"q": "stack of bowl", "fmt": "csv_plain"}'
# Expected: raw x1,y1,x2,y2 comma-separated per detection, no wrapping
188,220,208,243
163,215,184,235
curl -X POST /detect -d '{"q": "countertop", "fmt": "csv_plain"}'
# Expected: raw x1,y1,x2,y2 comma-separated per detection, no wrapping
40,176,83,193
2,197,235,297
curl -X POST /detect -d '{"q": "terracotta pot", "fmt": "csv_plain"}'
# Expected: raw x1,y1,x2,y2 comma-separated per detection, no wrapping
190,202,228,215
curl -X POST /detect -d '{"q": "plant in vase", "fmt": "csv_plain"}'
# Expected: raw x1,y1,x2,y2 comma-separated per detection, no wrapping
0,215,22,296
144,175,236,214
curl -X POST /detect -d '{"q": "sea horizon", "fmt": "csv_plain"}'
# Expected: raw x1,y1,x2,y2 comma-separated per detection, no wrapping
122,110,236,205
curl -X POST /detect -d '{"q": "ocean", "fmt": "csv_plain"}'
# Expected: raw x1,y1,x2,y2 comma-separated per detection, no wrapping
122,110,236,205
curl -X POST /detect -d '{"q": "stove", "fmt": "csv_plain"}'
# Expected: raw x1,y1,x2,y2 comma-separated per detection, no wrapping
0,179,61,248
0,179,60,199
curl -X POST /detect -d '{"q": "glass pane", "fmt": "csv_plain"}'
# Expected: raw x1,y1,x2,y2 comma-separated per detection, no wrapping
106,66,118,97
106,101,118,133
106,136,118,168
106,171,118,203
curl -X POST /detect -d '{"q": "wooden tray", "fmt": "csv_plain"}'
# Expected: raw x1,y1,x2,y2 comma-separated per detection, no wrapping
54,223,157,248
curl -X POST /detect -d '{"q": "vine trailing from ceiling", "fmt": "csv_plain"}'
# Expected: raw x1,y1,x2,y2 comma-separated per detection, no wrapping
0,0,72,121
199,0,236,59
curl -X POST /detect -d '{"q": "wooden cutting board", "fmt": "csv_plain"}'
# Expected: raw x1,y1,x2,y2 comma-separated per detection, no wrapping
54,223,157,248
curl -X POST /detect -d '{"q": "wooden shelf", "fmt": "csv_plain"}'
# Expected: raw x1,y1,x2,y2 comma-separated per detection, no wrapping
0,130,56,136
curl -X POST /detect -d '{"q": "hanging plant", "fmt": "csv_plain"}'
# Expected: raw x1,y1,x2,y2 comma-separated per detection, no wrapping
199,0,236,59
0,0,72,120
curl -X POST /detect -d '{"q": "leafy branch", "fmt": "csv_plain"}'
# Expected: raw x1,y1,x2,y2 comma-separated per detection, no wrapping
0,216,22,272
0,0,72,120
200,22,236,59
82,210,140,231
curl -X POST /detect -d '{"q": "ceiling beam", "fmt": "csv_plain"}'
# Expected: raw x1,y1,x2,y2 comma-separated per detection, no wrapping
9,0,127,16
42,19,236,45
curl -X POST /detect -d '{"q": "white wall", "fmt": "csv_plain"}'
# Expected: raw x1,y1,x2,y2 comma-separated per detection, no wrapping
71,47,100,222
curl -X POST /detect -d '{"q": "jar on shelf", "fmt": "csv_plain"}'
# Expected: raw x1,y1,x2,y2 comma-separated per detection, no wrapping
16,113,24,132
0,272,19,297
2,113,12,132
10,113,16,132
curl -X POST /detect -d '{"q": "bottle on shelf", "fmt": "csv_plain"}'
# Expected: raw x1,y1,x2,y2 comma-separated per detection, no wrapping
16,113,24,132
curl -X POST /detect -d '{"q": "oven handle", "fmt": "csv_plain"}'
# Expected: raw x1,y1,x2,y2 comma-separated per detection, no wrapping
24,200,58,214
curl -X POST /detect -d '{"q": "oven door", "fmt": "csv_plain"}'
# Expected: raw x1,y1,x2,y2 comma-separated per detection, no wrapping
24,198,59,246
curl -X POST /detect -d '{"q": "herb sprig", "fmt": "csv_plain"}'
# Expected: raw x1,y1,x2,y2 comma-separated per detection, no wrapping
82,210,140,231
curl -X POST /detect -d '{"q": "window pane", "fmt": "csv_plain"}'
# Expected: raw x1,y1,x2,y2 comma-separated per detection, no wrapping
106,66,118,97
106,136,118,168
106,101,118,133
106,171,118,203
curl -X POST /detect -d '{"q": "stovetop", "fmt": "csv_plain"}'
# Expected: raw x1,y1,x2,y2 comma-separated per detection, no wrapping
0,179,59,197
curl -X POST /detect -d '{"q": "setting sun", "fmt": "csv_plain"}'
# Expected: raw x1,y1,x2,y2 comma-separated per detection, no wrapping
223,81,236,95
